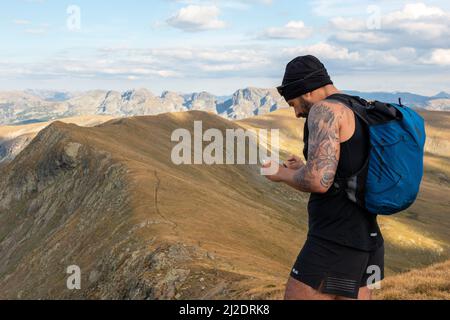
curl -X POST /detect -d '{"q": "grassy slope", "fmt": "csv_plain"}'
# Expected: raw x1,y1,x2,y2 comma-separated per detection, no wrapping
0,111,310,299
375,259,450,300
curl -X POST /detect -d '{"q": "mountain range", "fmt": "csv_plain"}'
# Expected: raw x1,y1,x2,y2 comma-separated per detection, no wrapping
0,88,286,126
1,88,449,126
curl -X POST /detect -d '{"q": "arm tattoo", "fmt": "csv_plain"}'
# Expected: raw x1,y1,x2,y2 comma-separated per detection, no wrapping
294,102,341,191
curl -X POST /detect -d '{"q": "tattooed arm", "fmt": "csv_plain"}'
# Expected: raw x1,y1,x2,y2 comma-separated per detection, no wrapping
264,101,342,194
293,101,342,193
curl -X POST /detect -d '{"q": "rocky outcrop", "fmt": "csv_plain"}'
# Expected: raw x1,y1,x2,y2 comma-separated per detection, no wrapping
0,116,113,164
0,122,132,299
0,134,33,164
219,87,286,120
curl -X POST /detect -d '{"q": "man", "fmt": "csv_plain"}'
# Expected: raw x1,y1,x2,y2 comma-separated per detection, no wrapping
263,55,384,300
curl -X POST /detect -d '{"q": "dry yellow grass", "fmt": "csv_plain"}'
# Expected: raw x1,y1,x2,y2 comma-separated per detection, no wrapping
0,115,114,140
375,259,450,300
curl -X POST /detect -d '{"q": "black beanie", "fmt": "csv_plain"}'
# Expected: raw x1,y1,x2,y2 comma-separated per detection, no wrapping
279,55,333,101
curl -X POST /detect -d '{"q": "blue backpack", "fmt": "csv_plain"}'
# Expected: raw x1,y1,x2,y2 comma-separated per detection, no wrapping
325,94,426,215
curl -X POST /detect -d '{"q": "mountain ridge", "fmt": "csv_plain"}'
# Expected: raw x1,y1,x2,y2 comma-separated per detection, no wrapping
1,88,449,126
0,111,309,299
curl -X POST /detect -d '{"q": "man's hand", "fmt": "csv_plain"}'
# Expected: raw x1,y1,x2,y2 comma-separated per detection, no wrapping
262,100,344,194
262,161,287,182
284,154,305,170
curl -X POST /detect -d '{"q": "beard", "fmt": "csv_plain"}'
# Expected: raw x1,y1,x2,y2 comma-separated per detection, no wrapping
298,98,314,118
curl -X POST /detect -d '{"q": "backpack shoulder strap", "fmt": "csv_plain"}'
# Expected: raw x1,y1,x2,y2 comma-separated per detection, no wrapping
323,94,372,186
325,93,371,126
327,93,402,125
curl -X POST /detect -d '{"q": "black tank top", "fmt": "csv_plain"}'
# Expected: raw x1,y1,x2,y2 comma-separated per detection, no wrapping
303,98,384,252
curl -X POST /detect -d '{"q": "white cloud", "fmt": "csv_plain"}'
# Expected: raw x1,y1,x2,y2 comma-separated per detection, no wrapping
169,0,273,9
262,21,313,39
24,28,47,34
384,2,446,21
329,2,450,48
13,19,31,25
0,52,182,81
310,0,394,17
14,18,50,35
167,5,226,32
282,42,360,61
332,31,389,45
383,3,450,41
0,45,273,82
196,49,267,63
2,42,429,86
148,47,271,74
425,49,450,65
363,47,418,66
329,17,365,31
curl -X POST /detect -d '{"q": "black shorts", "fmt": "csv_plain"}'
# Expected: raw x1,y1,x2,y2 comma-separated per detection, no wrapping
290,236,384,299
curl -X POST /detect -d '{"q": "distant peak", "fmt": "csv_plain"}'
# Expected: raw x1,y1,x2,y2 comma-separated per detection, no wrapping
433,91,450,99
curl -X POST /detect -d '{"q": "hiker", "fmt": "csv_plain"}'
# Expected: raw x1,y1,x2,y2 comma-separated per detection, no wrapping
263,55,385,300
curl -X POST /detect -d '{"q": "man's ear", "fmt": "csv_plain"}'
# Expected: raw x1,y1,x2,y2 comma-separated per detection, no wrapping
302,92,312,101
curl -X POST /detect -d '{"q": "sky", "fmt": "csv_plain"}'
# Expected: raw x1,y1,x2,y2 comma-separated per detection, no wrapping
0,0,449,95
